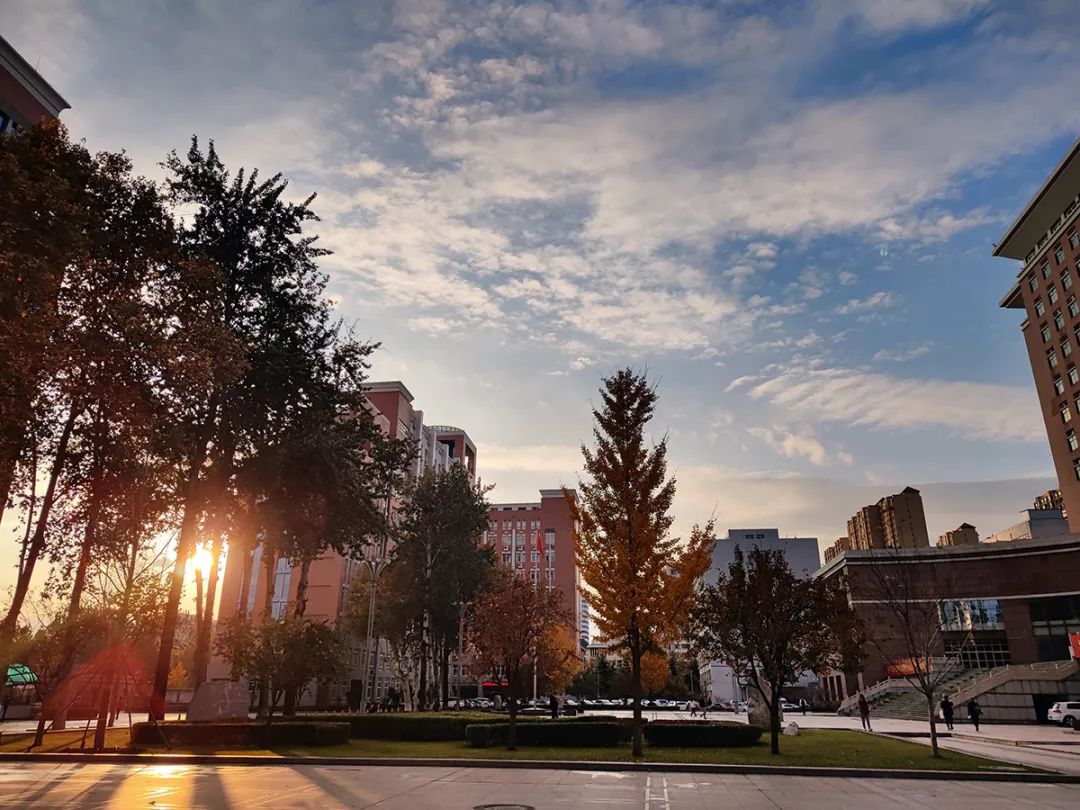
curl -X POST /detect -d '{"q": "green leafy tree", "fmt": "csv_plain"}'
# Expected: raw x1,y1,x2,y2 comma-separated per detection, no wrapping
567,369,715,756
689,546,862,755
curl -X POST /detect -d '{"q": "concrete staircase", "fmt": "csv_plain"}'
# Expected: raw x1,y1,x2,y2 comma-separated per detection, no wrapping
869,668,981,721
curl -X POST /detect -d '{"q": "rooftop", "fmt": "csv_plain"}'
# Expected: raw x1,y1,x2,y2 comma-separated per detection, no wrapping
0,34,70,122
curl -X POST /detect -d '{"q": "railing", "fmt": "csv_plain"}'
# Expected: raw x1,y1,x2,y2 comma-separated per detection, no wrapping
949,660,1079,705
836,677,917,715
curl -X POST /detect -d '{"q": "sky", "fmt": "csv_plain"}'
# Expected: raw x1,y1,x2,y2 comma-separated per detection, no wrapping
4,0,1078,562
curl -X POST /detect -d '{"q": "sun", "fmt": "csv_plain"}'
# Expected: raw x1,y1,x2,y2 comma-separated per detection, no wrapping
192,545,213,578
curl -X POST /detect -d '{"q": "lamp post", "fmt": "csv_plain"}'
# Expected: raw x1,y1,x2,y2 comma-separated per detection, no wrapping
360,493,393,712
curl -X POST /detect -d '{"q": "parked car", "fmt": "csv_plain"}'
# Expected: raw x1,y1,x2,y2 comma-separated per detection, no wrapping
1048,701,1080,727
779,699,798,712
472,697,493,709
711,700,735,711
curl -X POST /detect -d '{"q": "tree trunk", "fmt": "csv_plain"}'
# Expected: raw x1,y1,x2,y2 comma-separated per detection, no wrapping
0,407,77,679
507,693,518,750
418,608,429,712
256,544,277,719
282,558,312,718
92,644,116,751
769,688,781,755
630,638,643,757
193,531,224,687
928,694,940,757
234,494,258,622
149,427,213,720
441,640,451,711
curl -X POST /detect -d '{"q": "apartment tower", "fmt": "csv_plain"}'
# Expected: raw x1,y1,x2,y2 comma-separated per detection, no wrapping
997,139,1080,534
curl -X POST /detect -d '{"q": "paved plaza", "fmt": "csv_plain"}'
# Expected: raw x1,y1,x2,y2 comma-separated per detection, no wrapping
0,762,1077,810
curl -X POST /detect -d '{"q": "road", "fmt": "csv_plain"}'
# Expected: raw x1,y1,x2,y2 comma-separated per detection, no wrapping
0,762,1076,809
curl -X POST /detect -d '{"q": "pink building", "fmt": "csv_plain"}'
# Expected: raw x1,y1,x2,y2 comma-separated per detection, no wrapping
213,381,474,706
484,490,585,652
0,34,69,133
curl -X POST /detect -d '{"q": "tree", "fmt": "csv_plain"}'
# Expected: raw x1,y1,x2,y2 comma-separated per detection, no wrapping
567,368,714,756
858,548,964,757
394,465,492,709
215,614,348,720
689,546,862,755
639,650,670,696
536,625,582,696
468,575,571,749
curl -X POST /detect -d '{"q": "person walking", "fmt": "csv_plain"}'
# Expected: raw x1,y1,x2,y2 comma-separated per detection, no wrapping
857,693,872,732
799,697,809,716
967,698,982,732
549,694,559,719
688,699,698,718
940,695,955,731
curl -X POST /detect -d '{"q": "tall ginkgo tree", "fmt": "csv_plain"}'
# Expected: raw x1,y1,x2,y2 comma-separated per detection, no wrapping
567,369,714,757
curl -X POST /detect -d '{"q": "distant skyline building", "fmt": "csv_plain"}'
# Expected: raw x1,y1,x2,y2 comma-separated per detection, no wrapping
845,486,930,552
997,138,1080,535
984,507,1070,545
938,523,979,547
485,489,584,651
0,34,69,133
1034,489,1065,513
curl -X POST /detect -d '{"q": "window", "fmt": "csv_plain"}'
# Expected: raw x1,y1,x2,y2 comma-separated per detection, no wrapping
545,529,555,549
1050,285,1060,304
1061,402,1071,423
1070,366,1079,385
502,519,511,529
1064,338,1073,357
1036,298,1046,317
530,568,539,584
515,535,524,549
546,551,554,568
531,550,539,563
1068,429,1078,452
546,569,555,586
1029,274,1039,293
1071,297,1080,318
531,519,539,530
1071,232,1080,250
1048,347,1059,368
1056,246,1066,264
1055,376,1066,395
1055,310,1066,330
1043,261,1052,279
1065,269,1073,290
502,552,512,566
1042,324,1053,342
938,599,1004,631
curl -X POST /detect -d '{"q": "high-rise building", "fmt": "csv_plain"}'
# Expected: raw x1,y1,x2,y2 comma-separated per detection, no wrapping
846,486,930,550
0,34,69,133
823,536,851,563
997,138,1080,535
213,380,474,706
485,489,584,651
938,523,978,547
1034,489,1065,512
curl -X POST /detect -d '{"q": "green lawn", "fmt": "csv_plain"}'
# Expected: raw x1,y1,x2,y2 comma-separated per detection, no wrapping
0,728,133,753
268,730,1020,772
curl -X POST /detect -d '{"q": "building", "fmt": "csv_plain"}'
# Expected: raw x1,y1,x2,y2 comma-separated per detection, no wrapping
213,380,474,707
823,536,850,564
485,489,584,651
1035,489,1065,512
938,523,978,547
700,529,822,706
984,508,1070,544
997,138,1080,535
817,535,1080,721
0,34,69,133
845,487,929,551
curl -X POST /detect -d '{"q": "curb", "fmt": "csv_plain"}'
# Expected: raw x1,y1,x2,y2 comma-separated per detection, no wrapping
949,732,1080,748
0,752,1076,783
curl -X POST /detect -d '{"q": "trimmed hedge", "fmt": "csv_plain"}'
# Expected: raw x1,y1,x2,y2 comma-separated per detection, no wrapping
465,721,624,748
131,721,349,748
643,720,763,748
296,711,623,742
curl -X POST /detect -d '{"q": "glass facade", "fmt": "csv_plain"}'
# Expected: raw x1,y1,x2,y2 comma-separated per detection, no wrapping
1030,595,1080,661
938,599,1004,631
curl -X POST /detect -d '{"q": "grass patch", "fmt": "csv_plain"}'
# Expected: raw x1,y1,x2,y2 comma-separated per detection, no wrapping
269,730,1020,772
0,728,133,753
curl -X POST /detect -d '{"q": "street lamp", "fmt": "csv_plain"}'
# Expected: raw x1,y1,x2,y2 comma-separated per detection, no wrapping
359,493,393,712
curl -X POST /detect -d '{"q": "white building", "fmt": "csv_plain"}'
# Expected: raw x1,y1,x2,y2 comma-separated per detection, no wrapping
700,529,821,706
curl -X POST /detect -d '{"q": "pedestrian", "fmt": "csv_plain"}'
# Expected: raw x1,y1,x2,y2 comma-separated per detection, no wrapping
967,698,982,732
799,697,809,716
549,693,559,719
688,699,698,718
857,693,872,732
940,696,954,731
700,701,708,721
493,693,502,712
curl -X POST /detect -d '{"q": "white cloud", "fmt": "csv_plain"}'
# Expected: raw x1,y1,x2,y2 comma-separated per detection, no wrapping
838,271,858,285
835,291,893,315
873,345,932,363
748,366,1043,442
748,427,831,467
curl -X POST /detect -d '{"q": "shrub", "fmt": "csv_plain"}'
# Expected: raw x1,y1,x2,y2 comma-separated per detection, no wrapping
295,711,624,742
130,721,349,748
643,720,763,747
465,721,624,748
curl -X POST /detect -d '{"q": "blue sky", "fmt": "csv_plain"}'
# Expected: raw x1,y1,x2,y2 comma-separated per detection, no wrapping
6,0,1078,553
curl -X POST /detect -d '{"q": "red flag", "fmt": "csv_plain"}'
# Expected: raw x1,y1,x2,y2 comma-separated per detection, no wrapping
536,529,545,559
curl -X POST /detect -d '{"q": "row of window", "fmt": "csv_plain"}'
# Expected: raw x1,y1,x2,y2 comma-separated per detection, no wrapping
501,551,556,567
495,519,541,530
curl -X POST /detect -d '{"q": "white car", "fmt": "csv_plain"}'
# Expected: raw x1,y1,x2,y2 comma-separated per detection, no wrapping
1048,701,1080,727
